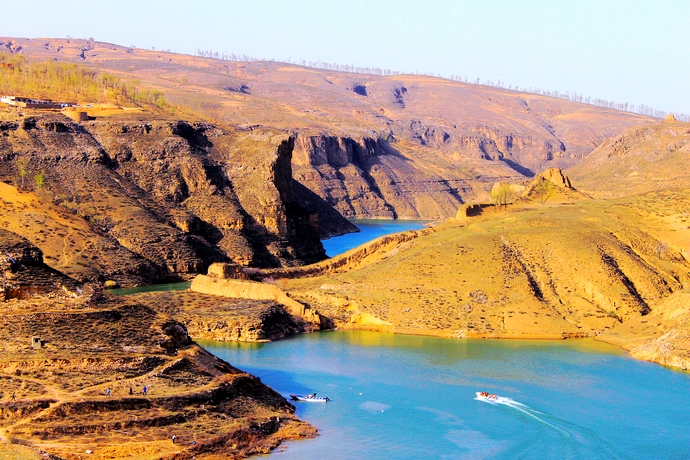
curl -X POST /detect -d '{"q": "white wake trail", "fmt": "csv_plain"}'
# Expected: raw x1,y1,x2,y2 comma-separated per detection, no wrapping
476,395,570,436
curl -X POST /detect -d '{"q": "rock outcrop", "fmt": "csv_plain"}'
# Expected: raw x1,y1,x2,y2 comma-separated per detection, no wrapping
535,168,573,189
0,228,80,299
190,274,323,330
129,290,307,342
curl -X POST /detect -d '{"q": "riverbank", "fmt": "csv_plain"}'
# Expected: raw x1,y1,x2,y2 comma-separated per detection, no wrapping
118,211,690,372
0,231,317,459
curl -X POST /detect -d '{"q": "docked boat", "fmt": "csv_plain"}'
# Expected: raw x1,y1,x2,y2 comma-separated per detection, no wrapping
475,391,498,401
290,393,331,403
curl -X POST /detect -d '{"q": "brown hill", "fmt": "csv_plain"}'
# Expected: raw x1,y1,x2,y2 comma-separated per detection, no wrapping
567,121,690,198
1,37,655,219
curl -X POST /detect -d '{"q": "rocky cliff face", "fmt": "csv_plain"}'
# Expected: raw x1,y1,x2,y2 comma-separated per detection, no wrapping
0,112,349,285
292,134,472,219
0,228,80,299
1,37,657,222
129,290,309,343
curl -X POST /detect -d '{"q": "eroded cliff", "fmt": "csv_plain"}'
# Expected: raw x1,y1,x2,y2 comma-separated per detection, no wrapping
1,37,657,221
0,111,354,285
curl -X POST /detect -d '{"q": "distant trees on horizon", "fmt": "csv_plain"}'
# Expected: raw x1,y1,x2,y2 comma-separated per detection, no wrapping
0,52,167,109
194,48,689,122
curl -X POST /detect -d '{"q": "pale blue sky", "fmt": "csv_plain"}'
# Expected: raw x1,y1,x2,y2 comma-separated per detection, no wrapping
3,0,688,114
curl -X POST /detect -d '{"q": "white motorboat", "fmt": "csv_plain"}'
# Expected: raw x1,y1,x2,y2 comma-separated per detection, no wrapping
290,393,331,403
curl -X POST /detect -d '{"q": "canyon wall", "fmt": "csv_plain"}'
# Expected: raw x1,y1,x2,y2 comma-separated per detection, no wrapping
0,112,355,285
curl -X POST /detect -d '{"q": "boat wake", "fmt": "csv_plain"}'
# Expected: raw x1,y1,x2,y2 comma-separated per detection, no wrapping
475,394,569,436
474,392,621,458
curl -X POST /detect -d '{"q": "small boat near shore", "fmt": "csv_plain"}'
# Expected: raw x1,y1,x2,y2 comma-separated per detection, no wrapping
290,393,331,403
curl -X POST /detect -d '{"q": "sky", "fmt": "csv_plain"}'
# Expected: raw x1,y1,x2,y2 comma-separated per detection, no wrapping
3,0,689,114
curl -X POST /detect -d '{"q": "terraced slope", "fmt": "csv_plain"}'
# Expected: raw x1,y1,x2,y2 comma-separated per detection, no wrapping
0,230,315,458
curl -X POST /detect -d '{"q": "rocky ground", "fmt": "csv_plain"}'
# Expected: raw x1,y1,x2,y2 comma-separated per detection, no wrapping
129,291,305,343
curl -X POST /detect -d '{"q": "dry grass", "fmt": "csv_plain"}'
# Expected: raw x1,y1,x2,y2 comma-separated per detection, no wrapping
282,191,690,347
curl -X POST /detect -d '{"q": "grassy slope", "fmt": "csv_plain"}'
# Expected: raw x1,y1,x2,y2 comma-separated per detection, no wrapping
567,121,690,198
282,189,690,348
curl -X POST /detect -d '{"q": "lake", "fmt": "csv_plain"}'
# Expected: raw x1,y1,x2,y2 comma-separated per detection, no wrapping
322,219,430,257
202,331,690,459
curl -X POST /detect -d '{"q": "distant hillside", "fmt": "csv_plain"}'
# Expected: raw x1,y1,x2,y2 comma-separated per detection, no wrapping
567,120,690,198
1,37,656,219
0,51,167,109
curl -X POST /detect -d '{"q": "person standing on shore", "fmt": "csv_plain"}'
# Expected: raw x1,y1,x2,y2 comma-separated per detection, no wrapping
106,388,111,397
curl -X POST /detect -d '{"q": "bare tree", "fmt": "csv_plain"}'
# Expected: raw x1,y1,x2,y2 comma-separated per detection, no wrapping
15,157,29,189
533,179,555,205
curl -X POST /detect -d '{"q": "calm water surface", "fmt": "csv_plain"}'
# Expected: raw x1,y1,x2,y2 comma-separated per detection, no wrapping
202,331,690,459
108,281,191,296
323,219,429,257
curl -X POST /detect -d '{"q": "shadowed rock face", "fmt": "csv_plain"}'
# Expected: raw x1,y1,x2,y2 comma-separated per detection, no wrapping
292,134,470,219
0,112,351,285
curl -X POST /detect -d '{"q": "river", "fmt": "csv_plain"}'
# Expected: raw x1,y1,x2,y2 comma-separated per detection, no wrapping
202,331,690,459
108,220,690,458
322,219,429,257
109,220,426,296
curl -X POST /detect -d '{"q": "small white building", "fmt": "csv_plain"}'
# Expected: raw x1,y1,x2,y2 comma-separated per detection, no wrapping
1,96,73,109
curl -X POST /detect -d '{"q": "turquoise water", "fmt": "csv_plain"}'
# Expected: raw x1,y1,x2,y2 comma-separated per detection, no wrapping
202,331,690,459
107,281,191,295
322,219,429,257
